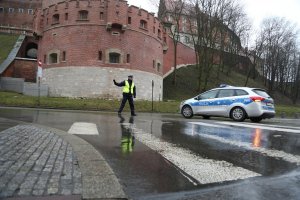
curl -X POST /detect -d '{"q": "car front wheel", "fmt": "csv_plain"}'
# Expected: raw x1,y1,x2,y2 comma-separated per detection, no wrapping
181,105,193,118
231,107,246,122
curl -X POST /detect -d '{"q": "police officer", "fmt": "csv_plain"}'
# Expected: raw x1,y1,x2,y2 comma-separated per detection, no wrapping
113,75,136,116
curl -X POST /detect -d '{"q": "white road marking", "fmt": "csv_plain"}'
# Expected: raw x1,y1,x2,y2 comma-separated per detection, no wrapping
217,121,300,133
122,123,261,185
189,122,228,128
189,123,300,165
241,122,300,130
68,122,99,135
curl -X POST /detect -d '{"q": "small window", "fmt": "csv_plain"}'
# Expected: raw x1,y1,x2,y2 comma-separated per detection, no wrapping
217,89,235,98
100,12,104,20
44,55,47,64
112,31,120,36
157,63,161,72
153,26,155,33
18,8,24,13
62,51,66,61
127,54,130,63
49,53,58,64
109,53,120,63
78,10,88,20
235,89,249,96
153,60,155,68
158,29,161,38
128,17,131,24
52,14,59,24
0,7,4,13
65,13,68,20
140,20,147,29
46,18,49,25
8,8,14,13
98,51,102,60
28,9,33,15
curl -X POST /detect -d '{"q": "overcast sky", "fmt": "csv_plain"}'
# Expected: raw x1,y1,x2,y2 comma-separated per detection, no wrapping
127,0,300,39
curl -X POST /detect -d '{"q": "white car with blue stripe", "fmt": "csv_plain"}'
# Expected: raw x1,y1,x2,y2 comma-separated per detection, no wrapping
180,85,275,122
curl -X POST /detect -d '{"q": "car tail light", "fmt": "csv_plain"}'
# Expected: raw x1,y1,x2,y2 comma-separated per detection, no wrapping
250,96,265,102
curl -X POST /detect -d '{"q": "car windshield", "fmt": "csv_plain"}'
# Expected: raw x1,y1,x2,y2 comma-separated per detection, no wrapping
253,89,270,98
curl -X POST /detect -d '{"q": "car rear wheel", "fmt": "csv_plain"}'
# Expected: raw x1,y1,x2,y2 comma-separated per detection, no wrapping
250,117,263,123
231,107,246,122
181,105,193,118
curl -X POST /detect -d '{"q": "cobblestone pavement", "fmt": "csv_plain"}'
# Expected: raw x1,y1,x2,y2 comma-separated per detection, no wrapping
0,125,82,199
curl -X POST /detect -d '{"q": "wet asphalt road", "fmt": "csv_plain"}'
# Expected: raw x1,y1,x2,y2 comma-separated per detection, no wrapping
0,107,300,199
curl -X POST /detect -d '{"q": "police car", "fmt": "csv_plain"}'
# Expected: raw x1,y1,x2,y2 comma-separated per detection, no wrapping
180,85,275,122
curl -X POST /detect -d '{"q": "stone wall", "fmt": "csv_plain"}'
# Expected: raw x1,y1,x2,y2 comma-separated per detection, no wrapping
42,66,163,100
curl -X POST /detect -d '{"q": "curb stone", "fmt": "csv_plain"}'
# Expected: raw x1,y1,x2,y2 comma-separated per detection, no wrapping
33,124,128,200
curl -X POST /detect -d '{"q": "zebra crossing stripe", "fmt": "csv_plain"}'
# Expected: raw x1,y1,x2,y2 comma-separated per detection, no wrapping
122,123,261,185
68,122,99,135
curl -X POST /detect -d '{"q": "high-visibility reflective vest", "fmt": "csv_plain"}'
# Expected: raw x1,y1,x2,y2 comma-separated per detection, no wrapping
123,80,134,94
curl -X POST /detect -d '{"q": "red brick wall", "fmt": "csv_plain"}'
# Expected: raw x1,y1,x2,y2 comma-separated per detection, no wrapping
163,35,196,74
2,60,37,82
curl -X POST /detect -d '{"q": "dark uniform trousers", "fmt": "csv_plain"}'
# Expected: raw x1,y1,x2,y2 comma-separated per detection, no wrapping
118,93,135,115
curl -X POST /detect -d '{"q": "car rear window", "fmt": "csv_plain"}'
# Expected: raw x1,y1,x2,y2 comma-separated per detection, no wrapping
235,89,249,96
252,89,270,98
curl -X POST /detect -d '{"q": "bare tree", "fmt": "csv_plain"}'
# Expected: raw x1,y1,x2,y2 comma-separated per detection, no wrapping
186,0,249,91
256,17,298,94
159,0,185,85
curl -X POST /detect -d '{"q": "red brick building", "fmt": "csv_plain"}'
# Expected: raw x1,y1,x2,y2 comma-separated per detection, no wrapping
1,0,197,100
0,0,42,34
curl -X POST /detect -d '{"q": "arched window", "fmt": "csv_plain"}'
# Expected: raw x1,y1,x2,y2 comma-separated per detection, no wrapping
49,53,58,64
157,62,161,72
78,10,88,20
109,53,120,63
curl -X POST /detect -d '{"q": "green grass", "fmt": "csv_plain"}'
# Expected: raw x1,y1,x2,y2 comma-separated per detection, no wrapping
275,105,300,118
0,91,299,117
0,34,19,64
0,91,179,113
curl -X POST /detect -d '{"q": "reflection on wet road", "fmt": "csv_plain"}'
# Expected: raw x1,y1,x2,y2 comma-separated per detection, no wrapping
1,107,300,199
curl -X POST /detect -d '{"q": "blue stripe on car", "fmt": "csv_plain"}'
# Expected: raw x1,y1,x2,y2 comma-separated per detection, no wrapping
190,98,253,107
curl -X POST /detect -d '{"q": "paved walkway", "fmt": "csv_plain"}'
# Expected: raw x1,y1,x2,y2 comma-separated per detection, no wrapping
0,118,127,200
